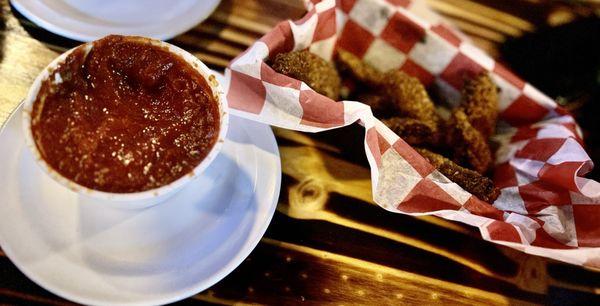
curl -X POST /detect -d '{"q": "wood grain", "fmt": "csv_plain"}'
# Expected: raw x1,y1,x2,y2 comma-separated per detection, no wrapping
194,238,537,305
0,0,599,305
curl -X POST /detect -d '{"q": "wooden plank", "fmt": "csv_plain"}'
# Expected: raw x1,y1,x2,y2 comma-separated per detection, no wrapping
0,289,75,305
209,11,276,35
214,0,305,28
427,0,526,37
189,51,231,69
174,34,245,59
427,0,535,32
443,16,507,42
467,36,500,58
0,32,57,124
264,209,547,297
193,238,538,305
189,21,259,47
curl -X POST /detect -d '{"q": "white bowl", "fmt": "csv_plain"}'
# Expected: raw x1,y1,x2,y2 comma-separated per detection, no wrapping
21,36,229,209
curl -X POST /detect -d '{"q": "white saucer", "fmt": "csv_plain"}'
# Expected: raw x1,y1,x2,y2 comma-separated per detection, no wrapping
10,0,221,41
0,104,281,304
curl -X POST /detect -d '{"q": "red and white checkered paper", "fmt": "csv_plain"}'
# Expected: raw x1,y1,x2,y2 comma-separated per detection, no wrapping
225,0,600,268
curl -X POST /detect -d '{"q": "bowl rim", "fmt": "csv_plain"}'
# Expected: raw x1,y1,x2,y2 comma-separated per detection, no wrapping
21,35,230,202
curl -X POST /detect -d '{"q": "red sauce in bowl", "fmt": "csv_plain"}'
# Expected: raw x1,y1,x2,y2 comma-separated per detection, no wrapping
30,35,220,193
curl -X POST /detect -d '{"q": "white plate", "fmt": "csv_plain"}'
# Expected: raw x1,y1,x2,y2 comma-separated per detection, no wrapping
10,0,221,41
0,97,281,303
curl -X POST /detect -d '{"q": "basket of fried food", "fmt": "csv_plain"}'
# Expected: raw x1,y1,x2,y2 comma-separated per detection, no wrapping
226,0,600,268
271,49,500,203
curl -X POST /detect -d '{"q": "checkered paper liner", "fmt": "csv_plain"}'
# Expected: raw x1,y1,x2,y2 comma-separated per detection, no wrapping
224,0,600,268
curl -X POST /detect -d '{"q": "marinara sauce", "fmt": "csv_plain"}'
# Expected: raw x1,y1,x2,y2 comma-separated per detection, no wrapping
30,35,220,193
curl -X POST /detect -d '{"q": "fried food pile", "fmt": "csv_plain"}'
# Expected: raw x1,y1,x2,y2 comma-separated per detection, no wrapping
269,48,501,203
337,50,440,135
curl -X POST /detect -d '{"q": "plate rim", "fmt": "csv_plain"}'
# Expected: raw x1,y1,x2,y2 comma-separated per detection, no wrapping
0,103,281,306
10,0,222,41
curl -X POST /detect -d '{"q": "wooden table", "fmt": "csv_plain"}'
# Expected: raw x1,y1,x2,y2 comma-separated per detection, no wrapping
1,0,599,304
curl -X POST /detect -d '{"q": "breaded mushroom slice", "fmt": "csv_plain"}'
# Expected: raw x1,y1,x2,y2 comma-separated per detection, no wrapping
271,50,341,100
382,117,439,147
415,148,500,203
336,49,440,132
354,92,394,118
446,108,493,174
461,73,498,138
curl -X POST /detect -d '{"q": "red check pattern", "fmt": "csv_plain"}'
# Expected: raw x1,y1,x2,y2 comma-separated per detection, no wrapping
226,0,600,268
